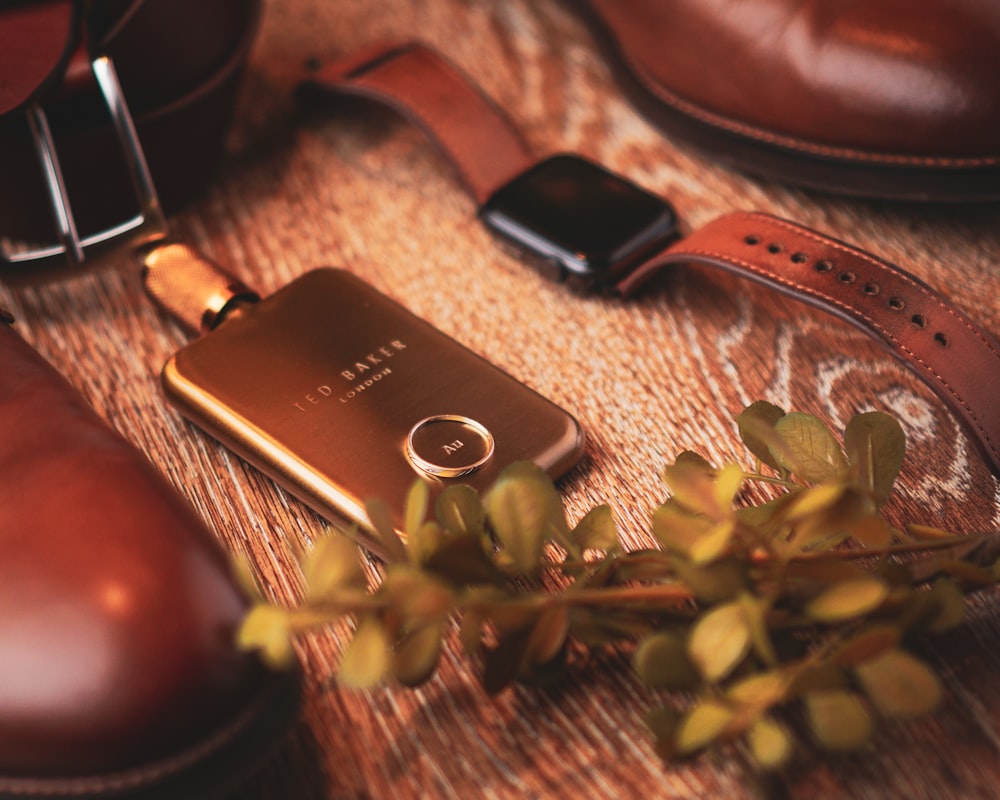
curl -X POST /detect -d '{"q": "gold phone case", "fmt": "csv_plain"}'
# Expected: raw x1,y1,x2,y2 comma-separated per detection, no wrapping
162,268,585,555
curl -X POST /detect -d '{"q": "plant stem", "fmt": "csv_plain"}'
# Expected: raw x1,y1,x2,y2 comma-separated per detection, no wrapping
558,583,695,608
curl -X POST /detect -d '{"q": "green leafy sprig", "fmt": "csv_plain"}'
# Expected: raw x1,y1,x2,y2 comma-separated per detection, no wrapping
237,401,1000,770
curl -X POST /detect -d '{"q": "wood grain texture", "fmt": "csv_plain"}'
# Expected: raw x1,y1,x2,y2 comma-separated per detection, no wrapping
3,1,999,797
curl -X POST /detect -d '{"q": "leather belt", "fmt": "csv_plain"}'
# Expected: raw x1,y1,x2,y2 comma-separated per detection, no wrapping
0,0,262,271
300,41,1000,478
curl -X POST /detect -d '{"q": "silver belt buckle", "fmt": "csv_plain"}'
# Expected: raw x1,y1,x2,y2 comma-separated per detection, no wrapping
1,55,168,268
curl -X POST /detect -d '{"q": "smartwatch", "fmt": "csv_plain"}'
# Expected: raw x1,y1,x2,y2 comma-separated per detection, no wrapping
299,40,678,293
480,153,677,290
299,40,1000,478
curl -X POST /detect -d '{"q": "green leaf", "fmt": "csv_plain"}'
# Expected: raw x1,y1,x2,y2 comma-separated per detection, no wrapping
663,460,721,518
688,602,751,682
926,578,966,632
364,497,407,562
906,523,960,542
740,593,777,667
674,450,716,475
936,559,995,585
748,717,792,770
672,557,747,604
615,551,674,582
633,632,700,690
482,625,533,695
850,515,894,549
790,664,847,696
646,706,681,762
676,700,735,754
844,411,906,505
436,484,485,537
393,622,443,687
404,479,430,540
645,705,680,741
423,532,506,587
518,645,568,687
524,605,570,665
689,518,737,565
736,492,799,538
488,598,544,634
571,609,656,647
237,604,295,669
736,401,786,471
785,483,847,522
805,690,873,750
855,650,943,719
570,505,619,552
304,534,366,600
485,462,566,574
805,576,889,622
381,565,454,627
458,606,486,656
727,670,788,709
652,500,713,556
340,616,392,689
457,587,505,655
407,520,446,565
774,412,849,483
713,463,745,508
832,625,902,666
784,486,867,555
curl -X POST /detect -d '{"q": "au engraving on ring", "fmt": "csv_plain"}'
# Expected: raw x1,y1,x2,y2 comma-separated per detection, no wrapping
405,414,496,478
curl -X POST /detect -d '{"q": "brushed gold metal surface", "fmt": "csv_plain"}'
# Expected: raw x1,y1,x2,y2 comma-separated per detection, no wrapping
162,268,585,557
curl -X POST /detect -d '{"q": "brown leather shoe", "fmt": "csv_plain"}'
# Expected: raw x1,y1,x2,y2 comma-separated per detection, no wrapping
569,0,1000,201
0,323,300,799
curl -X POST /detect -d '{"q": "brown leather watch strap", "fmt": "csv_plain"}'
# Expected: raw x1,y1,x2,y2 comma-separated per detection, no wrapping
621,211,1000,476
301,40,1000,477
301,40,535,206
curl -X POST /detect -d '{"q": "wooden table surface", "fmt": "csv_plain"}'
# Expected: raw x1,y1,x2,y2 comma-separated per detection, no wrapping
3,1,999,797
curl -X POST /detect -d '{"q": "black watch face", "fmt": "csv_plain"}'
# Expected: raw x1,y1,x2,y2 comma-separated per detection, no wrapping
480,154,676,289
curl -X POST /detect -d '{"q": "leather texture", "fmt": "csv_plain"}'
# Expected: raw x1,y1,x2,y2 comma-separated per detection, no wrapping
0,0,77,116
568,0,1000,201
620,212,1000,476
302,41,535,207
0,322,300,797
300,40,1000,477
0,0,262,247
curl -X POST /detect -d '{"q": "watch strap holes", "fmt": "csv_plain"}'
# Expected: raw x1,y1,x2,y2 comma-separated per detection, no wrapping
731,229,948,354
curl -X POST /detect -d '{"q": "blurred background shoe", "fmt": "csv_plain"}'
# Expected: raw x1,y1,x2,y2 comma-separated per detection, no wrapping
0,323,300,800
569,0,1000,201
